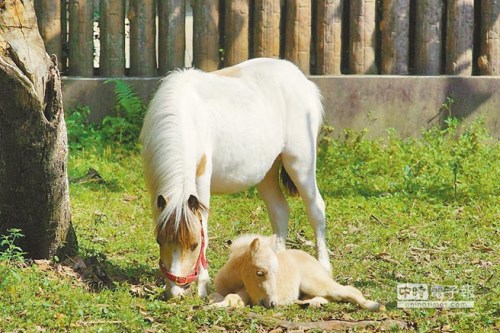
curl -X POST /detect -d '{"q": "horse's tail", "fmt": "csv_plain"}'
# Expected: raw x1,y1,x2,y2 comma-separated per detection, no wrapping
280,166,299,196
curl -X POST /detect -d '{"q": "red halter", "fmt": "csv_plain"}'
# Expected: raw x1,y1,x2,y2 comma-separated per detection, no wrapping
159,221,208,286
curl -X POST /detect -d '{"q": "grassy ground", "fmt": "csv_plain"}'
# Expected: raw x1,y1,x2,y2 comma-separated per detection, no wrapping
0,116,498,332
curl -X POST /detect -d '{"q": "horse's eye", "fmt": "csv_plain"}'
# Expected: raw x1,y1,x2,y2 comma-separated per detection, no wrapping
190,243,199,251
256,271,265,277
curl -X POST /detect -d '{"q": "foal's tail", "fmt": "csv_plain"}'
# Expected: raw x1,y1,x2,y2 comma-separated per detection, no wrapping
280,166,299,196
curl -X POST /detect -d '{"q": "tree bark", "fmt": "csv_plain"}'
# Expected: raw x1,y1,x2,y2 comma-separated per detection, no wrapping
193,0,220,71
224,0,250,67
158,0,185,74
99,0,125,76
349,0,378,74
380,0,410,74
0,0,77,259
316,0,343,75
445,0,474,75
478,0,500,75
284,0,312,74
253,0,281,59
414,0,443,74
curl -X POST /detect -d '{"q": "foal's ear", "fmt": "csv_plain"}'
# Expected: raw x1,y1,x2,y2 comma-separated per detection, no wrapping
250,238,261,256
188,194,200,211
157,195,167,211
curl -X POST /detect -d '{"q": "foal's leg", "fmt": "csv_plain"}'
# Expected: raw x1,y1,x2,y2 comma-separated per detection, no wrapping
323,284,380,312
282,153,330,273
257,158,290,251
300,274,380,311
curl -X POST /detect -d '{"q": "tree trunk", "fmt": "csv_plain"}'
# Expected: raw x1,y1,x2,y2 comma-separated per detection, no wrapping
253,0,281,59
316,0,343,75
284,0,312,74
349,0,378,74
0,0,77,259
445,0,474,75
193,0,220,71
380,0,410,74
158,0,185,74
224,0,250,67
414,0,443,75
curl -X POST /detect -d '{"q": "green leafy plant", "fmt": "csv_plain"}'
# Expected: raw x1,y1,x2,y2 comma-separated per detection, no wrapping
0,228,25,262
65,106,101,151
101,79,147,148
65,80,147,152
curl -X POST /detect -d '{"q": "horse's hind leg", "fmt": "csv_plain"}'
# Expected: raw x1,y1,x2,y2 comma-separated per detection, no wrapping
257,158,290,251
281,153,330,272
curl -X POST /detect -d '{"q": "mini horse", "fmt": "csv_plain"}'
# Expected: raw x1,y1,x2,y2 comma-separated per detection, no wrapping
211,234,380,311
140,58,328,298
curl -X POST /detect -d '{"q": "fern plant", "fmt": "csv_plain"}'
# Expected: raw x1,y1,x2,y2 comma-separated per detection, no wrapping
102,79,147,148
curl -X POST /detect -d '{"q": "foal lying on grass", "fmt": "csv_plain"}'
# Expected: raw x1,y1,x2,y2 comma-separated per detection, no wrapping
210,234,380,311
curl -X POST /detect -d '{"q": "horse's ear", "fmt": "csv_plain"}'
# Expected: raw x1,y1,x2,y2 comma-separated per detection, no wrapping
250,238,260,256
157,195,167,211
188,194,200,211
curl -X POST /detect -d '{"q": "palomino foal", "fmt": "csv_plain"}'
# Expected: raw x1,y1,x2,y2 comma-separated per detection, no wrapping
140,58,329,298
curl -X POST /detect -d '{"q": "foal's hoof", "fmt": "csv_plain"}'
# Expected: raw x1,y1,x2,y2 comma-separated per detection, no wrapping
364,300,381,312
207,293,245,308
208,292,225,303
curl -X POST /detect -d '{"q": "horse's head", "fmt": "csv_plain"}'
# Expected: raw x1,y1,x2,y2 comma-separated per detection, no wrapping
241,236,279,308
155,194,207,297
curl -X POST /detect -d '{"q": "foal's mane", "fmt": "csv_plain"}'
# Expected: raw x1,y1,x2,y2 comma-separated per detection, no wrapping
140,68,205,245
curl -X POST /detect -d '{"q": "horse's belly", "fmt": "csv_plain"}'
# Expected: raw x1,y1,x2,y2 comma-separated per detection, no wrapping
210,146,280,194
210,157,276,194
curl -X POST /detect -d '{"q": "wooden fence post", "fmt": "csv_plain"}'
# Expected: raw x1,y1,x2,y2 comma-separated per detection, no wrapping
414,0,443,74
316,0,343,75
158,0,185,74
446,0,474,75
253,0,281,59
478,0,500,75
68,0,94,76
349,0,378,74
224,0,250,66
35,0,63,71
129,0,156,76
380,0,409,74
193,0,220,71
284,0,312,74
99,0,125,77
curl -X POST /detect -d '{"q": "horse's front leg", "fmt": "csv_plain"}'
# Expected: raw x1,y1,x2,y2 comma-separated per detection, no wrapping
197,207,211,298
196,162,212,298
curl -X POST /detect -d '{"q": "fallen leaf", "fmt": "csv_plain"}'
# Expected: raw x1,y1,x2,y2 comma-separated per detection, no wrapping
123,194,139,202
472,244,494,253
376,252,400,265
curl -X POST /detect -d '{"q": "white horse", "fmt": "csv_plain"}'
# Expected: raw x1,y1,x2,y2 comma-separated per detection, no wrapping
211,234,380,311
140,58,328,298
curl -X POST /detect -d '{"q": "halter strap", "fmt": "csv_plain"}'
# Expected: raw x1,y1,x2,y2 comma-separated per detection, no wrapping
159,220,208,286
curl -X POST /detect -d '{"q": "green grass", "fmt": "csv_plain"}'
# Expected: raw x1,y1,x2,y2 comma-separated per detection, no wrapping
0,116,498,332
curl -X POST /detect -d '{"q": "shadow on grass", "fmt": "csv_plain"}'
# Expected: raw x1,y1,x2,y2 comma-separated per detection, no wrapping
56,249,160,295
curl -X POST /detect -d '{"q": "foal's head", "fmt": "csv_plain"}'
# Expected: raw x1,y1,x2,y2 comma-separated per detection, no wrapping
155,194,207,297
241,236,279,308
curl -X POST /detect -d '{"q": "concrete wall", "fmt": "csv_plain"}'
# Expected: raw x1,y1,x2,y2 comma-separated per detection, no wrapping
62,76,500,139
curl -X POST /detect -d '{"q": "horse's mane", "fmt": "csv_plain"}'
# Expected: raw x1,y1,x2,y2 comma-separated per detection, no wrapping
140,68,204,240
